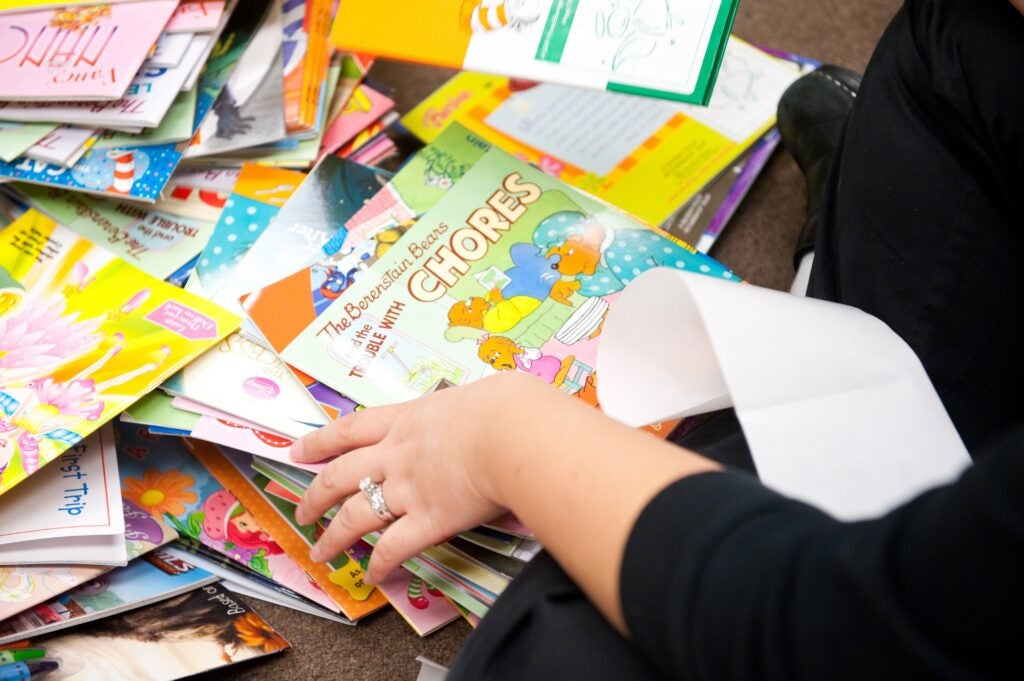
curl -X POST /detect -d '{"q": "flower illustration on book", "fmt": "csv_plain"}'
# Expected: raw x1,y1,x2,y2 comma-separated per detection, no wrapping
234,611,289,653
49,5,112,30
122,468,200,518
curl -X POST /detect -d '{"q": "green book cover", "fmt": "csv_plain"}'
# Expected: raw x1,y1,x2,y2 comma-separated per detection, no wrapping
281,144,737,407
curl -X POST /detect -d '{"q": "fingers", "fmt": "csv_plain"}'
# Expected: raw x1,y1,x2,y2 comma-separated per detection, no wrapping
364,515,446,584
291,403,405,463
294,446,381,525
308,484,393,563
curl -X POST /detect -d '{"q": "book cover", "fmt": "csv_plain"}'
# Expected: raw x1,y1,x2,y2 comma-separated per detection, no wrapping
0,37,209,130
278,143,735,408
0,1,181,102
319,83,395,158
0,424,126,567
0,551,217,645
331,0,738,105
191,0,276,137
93,88,198,151
29,581,289,680
186,439,389,621
148,32,194,69
0,140,184,203
120,391,200,433
0,210,239,496
161,331,329,441
16,184,216,282
0,496,177,622
188,0,282,158
24,126,97,168
188,163,304,301
114,425,341,614
282,0,332,134
400,39,801,228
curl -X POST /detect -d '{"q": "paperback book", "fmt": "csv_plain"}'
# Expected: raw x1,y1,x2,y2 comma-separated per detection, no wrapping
30,581,289,680
0,1,180,102
0,210,239,496
277,143,736,407
330,0,739,105
0,551,217,645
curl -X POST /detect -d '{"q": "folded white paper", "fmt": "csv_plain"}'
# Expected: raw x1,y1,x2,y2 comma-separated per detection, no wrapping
597,269,971,520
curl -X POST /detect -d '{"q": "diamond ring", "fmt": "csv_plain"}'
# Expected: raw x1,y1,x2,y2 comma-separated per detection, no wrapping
359,476,396,523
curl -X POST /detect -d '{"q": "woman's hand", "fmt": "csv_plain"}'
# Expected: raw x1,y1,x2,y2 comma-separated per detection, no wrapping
292,373,539,582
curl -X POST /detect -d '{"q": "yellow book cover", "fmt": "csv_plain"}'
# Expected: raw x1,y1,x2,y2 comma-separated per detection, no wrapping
0,210,240,496
400,38,801,227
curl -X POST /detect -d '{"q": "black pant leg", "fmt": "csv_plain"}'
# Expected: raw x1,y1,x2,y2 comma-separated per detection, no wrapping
808,0,1024,454
446,552,663,681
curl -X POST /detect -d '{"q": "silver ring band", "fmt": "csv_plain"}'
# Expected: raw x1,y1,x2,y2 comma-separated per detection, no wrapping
359,476,396,523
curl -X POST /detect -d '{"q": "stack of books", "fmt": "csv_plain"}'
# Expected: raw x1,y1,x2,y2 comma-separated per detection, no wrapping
0,1,811,678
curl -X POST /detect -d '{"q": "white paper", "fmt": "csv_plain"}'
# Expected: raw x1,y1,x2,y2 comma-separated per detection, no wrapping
597,269,972,520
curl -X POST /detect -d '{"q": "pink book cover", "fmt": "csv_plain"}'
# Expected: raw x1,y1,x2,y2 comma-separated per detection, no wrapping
165,0,225,32
318,84,394,159
0,1,180,102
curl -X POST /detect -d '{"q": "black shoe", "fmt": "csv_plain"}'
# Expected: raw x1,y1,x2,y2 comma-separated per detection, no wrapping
778,65,862,270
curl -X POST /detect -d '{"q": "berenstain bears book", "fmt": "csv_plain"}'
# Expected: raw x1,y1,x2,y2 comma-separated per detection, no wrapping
330,0,738,105
0,210,239,496
278,143,736,408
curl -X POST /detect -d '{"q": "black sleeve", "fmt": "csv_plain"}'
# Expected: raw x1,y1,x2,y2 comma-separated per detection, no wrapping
620,429,1024,681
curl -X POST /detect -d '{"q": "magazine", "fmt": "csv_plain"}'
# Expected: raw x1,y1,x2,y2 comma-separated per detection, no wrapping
0,210,239,496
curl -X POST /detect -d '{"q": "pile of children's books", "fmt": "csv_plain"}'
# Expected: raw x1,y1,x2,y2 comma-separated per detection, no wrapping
0,1,809,678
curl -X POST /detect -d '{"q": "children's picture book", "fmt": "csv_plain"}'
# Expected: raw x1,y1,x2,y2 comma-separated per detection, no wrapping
186,439,390,622
30,581,289,680
0,1,181,102
0,551,217,645
400,39,801,229
93,88,199,151
0,122,57,162
0,210,239,496
0,38,209,130
190,0,275,139
16,185,216,282
187,163,304,301
24,126,97,168
331,0,738,105
282,0,332,134
319,84,395,158
165,0,227,33
148,32,195,69
372,561,461,637
120,391,200,433
0,424,126,567
114,425,341,615
187,0,283,158
226,156,390,316
278,142,736,408
0,497,177,622
161,331,329,441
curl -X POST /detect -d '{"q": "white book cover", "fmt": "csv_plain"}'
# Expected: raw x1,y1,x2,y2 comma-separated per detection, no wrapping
0,423,127,566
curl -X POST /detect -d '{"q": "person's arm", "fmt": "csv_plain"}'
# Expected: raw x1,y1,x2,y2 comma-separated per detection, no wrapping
292,373,719,633
621,430,1024,680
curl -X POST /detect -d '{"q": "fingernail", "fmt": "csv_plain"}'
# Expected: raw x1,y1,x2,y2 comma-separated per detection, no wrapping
294,505,308,525
309,542,324,562
290,439,305,462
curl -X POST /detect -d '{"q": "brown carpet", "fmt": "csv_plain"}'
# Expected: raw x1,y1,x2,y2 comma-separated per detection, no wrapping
203,1,903,679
